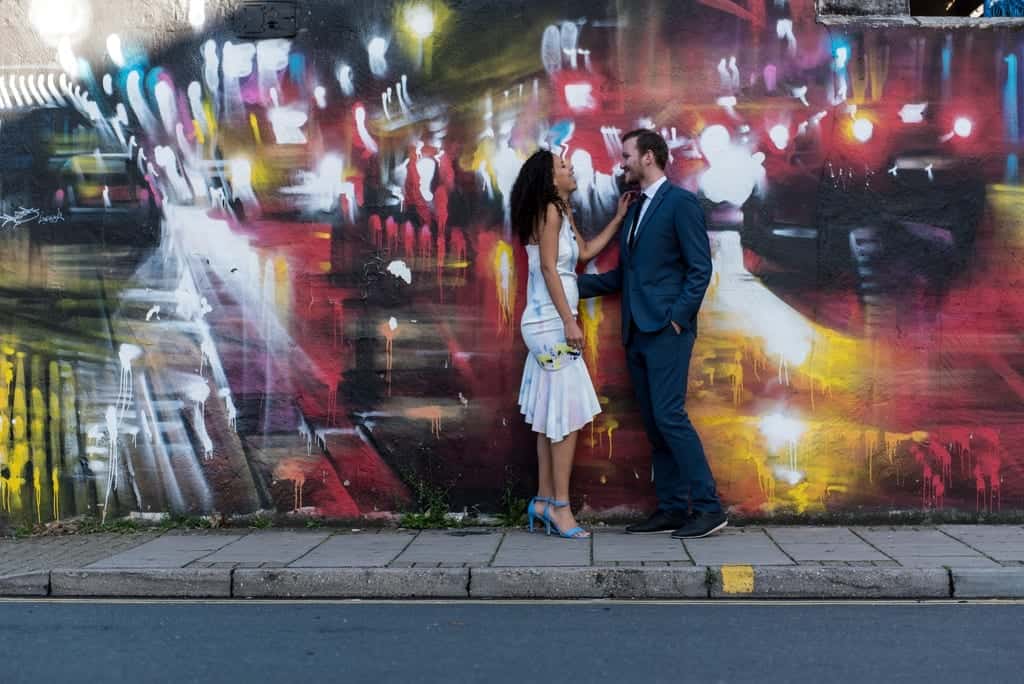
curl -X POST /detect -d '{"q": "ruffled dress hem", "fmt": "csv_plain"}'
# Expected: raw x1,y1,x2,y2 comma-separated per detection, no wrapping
517,352,602,443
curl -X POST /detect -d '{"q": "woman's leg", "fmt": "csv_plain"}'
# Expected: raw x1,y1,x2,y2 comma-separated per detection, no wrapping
534,433,554,518
549,429,588,536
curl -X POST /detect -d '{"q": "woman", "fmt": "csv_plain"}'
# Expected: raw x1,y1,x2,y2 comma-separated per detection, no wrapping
511,149,633,539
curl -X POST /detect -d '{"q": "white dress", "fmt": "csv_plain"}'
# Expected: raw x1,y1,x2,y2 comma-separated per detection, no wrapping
517,214,602,442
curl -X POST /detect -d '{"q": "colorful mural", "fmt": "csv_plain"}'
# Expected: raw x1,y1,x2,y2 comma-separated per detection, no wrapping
1,0,1022,524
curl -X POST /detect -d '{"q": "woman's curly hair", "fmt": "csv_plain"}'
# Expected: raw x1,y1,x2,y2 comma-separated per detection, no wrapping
510,149,567,245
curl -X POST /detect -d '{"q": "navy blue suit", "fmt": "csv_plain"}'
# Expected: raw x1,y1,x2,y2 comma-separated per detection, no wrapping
578,180,722,514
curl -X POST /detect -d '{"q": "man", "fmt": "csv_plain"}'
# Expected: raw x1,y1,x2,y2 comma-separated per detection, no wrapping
578,129,727,539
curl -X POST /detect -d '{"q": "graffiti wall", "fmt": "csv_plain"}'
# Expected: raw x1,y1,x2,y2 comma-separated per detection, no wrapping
0,0,1021,524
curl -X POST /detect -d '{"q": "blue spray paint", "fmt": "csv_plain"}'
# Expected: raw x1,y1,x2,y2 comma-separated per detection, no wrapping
1004,53,1019,181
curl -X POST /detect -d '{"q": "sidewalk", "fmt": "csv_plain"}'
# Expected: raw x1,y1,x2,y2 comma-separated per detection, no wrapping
4,525,1024,599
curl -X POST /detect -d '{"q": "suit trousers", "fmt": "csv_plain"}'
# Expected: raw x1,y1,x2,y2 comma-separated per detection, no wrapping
626,322,722,514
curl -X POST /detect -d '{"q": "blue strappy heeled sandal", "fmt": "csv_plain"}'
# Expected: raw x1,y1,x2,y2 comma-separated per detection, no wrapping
527,496,552,533
544,499,590,539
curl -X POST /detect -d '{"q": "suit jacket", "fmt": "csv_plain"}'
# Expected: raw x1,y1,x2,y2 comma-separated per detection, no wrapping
578,180,712,345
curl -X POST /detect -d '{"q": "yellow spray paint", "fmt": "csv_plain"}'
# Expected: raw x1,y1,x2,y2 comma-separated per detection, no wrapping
467,138,497,190
33,466,42,523
9,353,28,513
602,417,619,460
30,355,49,523
49,361,62,520
52,466,60,521
249,113,263,144
0,349,12,511
491,241,516,332
274,256,291,324
203,101,217,136
381,319,397,395
580,296,603,371
192,118,206,145
727,350,744,406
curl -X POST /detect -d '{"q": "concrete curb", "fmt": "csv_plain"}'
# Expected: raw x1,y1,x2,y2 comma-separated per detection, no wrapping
233,568,470,599
952,568,1024,598
7,565,1024,599
0,572,50,597
469,567,709,599
709,566,951,599
50,568,232,598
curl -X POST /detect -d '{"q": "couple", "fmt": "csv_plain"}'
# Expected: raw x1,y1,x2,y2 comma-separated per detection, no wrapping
512,129,727,541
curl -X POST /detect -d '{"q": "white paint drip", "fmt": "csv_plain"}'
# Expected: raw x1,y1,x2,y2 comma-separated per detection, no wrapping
298,419,313,457
416,156,436,202
222,41,256,79
154,79,178,134
268,106,308,144
126,70,159,134
387,260,412,284
107,33,125,67
354,105,378,153
257,39,291,96
218,387,237,431
188,0,205,29
185,375,214,459
57,37,79,78
367,37,388,77
154,146,194,201
187,81,205,134
200,337,215,375
222,41,256,118
102,404,119,514
202,40,220,106
336,63,354,96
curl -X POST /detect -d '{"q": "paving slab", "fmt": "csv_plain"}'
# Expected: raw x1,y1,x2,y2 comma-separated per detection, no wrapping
685,529,794,566
199,531,330,564
773,542,891,563
764,527,866,545
854,528,976,551
390,529,502,567
852,528,986,564
87,533,242,568
470,567,709,599
940,525,1024,561
234,567,469,598
490,531,591,567
288,532,415,567
0,533,158,575
592,530,689,564
891,556,1000,568
51,568,232,597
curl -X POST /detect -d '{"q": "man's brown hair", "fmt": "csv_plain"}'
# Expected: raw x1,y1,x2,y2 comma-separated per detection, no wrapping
621,128,668,169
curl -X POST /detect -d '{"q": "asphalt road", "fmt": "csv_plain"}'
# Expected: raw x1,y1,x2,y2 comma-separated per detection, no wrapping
3,600,1022,683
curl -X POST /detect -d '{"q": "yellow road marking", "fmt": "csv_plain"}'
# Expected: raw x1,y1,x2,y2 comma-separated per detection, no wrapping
721,565,755,594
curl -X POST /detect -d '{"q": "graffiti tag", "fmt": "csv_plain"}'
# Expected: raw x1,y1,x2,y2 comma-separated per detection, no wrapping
0,207,64,229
